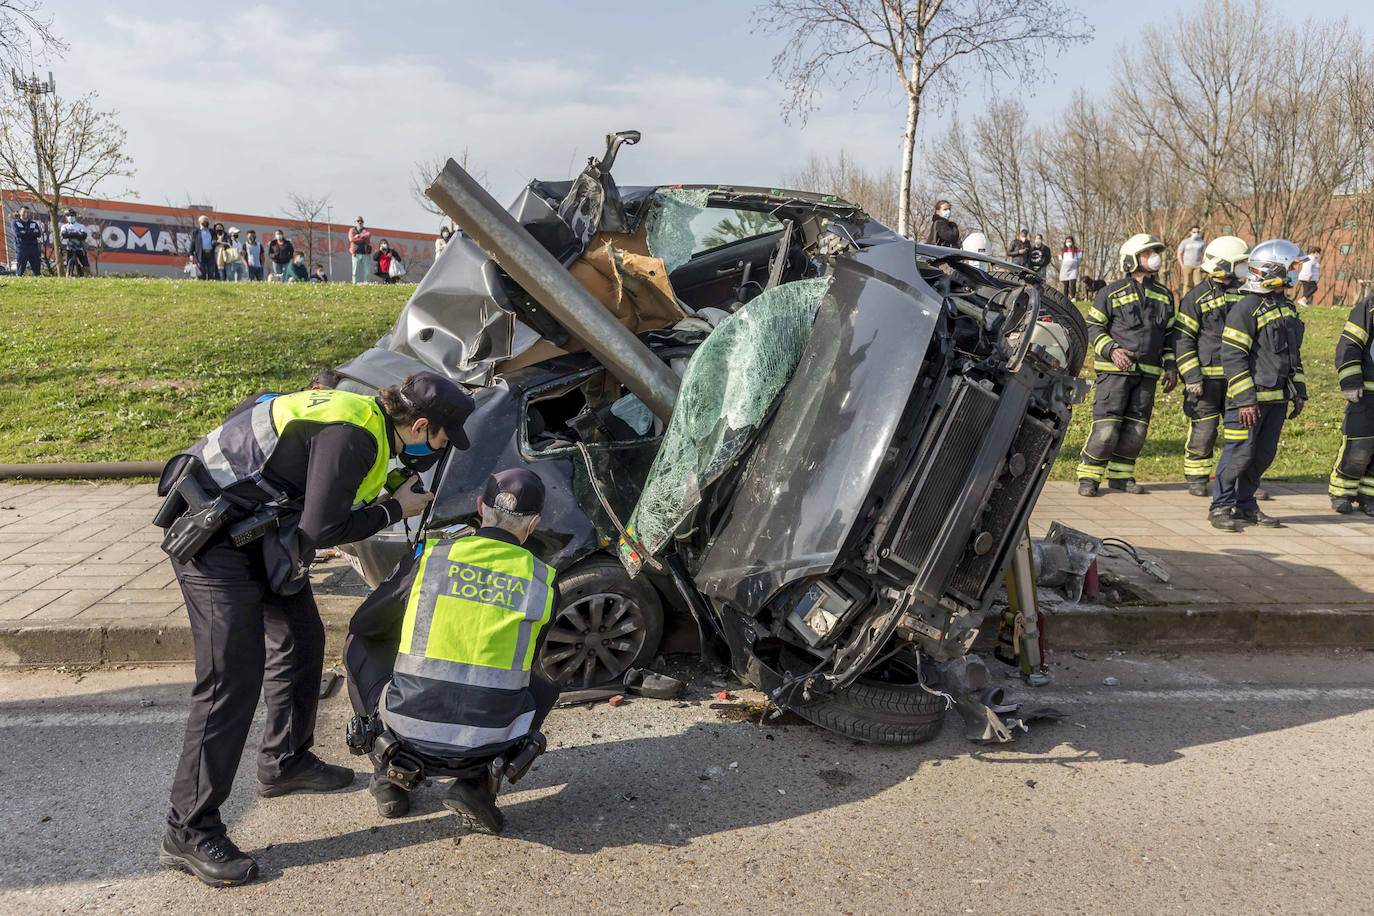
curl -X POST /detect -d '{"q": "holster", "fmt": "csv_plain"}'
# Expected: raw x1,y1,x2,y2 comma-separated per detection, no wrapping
156,460,233,564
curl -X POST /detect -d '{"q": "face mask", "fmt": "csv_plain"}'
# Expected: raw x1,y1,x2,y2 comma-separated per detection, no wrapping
938,209,950,219
1192,232,1201,239
1144,251,1163,272
1285,269,1298,287
355,223,363,229
381,244,389,251
66,216,74,223
275,235,283,240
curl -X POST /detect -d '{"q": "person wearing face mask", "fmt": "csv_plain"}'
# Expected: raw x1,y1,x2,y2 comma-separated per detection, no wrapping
373,238,402,283
1176,225,1207,294
153,372,474,886
1008,228,1031,268
1173,236,1253,499
435,223,454,258
286,252,309,282
189,215,217,281
1208,239,1308,531
924,200,960,248
1076,233,1178,497
1028,233,1052,280
1058,236,1082,299
348,216,372,284
268,229,295,281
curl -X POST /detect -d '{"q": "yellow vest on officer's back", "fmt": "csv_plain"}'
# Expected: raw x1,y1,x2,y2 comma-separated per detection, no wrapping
383,535,557,755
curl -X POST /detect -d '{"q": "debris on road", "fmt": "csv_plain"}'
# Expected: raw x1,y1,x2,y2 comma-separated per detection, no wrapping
1103,676,1120,686
608,694,626,707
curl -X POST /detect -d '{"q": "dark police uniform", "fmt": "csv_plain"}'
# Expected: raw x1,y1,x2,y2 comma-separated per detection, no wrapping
59,220,90,275
1212,290,1306,513
163,388,404,846
1077,276,1176,484
11,213,42,276
1173,278,1241,483
1329,296,1374,505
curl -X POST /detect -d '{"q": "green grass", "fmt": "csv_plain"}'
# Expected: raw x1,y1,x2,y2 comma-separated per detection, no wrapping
1050,300,1348,482
0,278,1350,481
0,278,409,463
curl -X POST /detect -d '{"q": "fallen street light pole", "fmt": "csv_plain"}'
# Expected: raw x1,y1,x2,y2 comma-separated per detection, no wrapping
425,158,680,421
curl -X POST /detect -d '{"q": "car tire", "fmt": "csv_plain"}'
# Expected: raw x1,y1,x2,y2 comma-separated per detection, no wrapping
789,654,947,745
536,556,665,689
987,266,1089,374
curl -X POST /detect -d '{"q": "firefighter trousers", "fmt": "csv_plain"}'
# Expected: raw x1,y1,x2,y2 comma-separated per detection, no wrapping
1182,377,1225,481
1212,402,1287,514
1077,373,1158,482
1329,395,1374,501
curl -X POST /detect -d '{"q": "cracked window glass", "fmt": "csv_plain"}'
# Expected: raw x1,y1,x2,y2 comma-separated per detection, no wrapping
644,188,709,274
617,276,832,575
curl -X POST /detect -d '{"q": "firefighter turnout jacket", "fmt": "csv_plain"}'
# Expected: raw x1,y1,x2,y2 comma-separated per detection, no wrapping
381,535,557,757
1086,276,1177,377
1220,292,1307,407
1173,280,1239,385
1336,296,1374,396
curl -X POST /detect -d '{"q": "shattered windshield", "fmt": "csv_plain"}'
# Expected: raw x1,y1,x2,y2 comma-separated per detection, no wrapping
618,275,832,575
644,188,709,274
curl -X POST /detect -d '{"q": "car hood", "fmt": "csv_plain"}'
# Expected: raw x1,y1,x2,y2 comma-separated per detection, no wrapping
691,239,942,613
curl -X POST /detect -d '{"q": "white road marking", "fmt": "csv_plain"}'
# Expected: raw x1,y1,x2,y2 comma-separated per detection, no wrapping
1028,687,1374,705
0,709,193,728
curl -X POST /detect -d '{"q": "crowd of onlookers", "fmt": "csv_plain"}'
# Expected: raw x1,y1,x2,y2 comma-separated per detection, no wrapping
925,203,1326,305
186,215,409,284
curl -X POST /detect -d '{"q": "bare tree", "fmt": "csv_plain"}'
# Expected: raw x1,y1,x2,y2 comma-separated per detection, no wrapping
784,149,912,230
409,147,486,223
0,1,64,72
755,0,1091,238
283,192,331,271
0,85,132,274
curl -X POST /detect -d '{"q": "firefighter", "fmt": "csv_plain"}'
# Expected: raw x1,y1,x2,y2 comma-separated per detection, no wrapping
1328,294,1374,514
1076,234,1178,497
1209,239,1308,532
1173,236,1250,497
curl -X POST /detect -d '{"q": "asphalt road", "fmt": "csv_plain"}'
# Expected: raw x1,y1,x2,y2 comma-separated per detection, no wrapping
1,649,1372,915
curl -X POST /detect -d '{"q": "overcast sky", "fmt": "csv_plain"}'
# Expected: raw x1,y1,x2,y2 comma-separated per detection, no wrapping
42,0,1374,232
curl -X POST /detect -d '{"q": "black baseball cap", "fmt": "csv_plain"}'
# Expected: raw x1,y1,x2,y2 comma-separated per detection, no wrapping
400,371,475,450
482,468,545,516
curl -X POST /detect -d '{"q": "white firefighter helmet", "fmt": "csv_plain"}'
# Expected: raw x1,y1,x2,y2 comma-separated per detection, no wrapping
1242,238,1306,292
1119,233,1166,273
962,230,989,255
1201,235,1250,281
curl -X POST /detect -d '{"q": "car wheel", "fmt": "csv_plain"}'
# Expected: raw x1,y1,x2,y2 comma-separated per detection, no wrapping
987,266,1089,374
789,653,947,745
536,556,665,689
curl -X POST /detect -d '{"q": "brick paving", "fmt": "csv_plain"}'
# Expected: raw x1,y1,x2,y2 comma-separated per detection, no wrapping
0,479,1371,631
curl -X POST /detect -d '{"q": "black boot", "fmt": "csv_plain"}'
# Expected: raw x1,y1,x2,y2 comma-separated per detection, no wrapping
1236,509,1281,528
1361,500,1374,518
1332,496,1355,514
369,773,411,818
1186,479,1210,497
443,777,505,834
1108,478,1146,494
1077,478,1099,498
159,831,258,887
1208,508,1239,532
258,753,355,798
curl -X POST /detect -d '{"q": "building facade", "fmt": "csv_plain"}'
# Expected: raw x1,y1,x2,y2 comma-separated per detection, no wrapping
0,191,437,280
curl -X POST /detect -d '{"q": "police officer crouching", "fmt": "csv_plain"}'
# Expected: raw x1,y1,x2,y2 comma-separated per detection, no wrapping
343,469,558,833
154,371,474,886
1209,240,1308,532
1173,236,1250,497
1076,234,1179,496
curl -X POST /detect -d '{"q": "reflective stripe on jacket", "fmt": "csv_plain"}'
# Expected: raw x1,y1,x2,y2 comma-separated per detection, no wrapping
186,388,390,506
382,536,556,756
1220,291,1307,407
1085,276,1176,376
1335,295,1374,393
1173,279,1239,384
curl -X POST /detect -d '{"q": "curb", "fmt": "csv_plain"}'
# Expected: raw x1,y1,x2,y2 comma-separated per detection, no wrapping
1,600,1371,667
1047,604,1374,650
0,597,358,666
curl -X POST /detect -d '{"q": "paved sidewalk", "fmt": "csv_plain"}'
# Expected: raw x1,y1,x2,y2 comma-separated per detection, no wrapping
0,480,1372,664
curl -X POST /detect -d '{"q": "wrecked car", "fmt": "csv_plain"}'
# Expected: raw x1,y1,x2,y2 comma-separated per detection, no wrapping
334,131,1088,744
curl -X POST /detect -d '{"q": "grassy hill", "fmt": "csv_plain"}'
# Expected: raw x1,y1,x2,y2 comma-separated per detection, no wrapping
0,278,408,463
0,276,1351,482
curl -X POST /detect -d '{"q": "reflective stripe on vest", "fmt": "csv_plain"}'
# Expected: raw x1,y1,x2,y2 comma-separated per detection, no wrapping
187,389,390,505
383,536,556,754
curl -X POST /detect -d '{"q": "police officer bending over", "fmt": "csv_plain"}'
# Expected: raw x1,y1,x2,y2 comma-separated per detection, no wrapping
154,371,474,886
1076,234,1178,496
1209,239,1308,532
1328,294,1374,515
343,468,558,834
